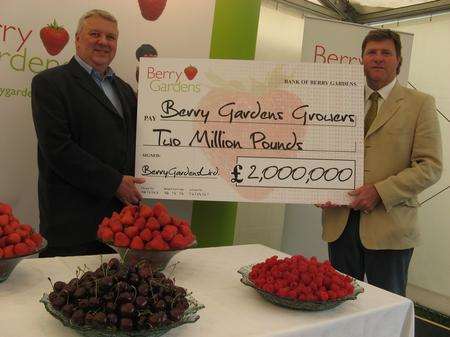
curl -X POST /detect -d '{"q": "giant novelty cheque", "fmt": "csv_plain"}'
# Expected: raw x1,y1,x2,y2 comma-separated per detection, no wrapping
135,58,364,205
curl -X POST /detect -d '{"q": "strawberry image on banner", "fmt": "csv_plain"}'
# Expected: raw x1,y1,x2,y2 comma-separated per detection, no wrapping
39,19,70,56
184,65,198,80
138,0,167,21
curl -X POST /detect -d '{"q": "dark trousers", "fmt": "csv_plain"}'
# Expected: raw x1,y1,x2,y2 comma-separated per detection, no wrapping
328,210,413,296
39,240,115,258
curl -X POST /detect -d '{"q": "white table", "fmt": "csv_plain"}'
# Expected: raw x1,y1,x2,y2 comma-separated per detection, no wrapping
0,244,414,337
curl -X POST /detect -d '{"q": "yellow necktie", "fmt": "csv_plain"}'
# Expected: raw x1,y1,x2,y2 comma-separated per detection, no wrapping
365,91,380,136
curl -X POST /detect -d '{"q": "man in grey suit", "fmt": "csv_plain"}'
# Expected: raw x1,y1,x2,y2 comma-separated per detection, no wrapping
32,9,144,257
319,29,442,296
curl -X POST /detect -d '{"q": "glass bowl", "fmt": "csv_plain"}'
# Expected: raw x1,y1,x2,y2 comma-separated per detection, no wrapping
40,292,204,337
0,238,48,283
106,240,197,270
238,264,364,311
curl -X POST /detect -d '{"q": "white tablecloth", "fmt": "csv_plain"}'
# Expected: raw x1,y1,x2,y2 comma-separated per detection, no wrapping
0,244,414,337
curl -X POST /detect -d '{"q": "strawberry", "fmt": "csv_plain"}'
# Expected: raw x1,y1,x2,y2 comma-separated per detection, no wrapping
40,20,69,56
6,232,21,245
169,234,187,249
151,230,161,238
184,233,196,245
171,216,181,228
16,229,30,239
152,202,167,218
111,212,121,221
130,236,144,250
14,242,30,256
179,224,192,237
122,205,138,216
98,227,114,242
161,225,177,242
139,228,153,242
124,226,139,239
0,237,6,248
0,247,3,258
114,232,130,247
24,238,38,251
0,203,12,215
184,65,198,80
134,217,146,230
0,226,3,237
3,245,15,258
138,0,167,21
146,217,160,231
99,217,111,228
148,236,169,251
157,213,171,227
30,233,43,247
19,224,32,234
120,211,135,227
0,214,9,226
110,219,123,233
180,219,190,227
139,204,153,218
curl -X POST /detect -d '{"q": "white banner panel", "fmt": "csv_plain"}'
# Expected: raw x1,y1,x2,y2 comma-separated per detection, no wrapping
301,16,414,85
0,0,216,226
136,58,365,205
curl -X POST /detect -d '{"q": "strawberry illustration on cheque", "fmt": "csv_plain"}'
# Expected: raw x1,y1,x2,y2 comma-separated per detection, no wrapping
196,66,307,201
184,65,198,80
138,0,167,21
40,19,69,56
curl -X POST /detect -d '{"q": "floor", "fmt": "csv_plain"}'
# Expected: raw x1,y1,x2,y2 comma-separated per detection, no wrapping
415,303,450,337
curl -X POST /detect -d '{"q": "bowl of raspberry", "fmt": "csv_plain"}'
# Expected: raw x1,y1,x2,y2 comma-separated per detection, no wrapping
238,255,363,311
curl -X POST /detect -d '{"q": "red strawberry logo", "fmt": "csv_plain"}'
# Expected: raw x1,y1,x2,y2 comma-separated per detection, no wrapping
40,20,69,56
138,0,167,21
184,65,198,80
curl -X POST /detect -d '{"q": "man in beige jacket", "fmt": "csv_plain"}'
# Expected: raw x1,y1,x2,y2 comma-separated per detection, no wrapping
320,29,442,296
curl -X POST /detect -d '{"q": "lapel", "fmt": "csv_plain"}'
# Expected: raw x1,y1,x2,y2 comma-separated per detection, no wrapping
66,57,122,118
365,82,404,139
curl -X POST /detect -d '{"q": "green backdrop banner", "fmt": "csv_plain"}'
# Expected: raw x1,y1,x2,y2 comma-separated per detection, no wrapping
191,0,261,247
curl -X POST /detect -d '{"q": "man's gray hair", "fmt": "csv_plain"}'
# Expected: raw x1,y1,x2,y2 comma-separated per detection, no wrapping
76,9,118,34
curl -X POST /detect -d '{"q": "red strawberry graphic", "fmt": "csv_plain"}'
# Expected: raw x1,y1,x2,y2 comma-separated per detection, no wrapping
40,20,69,56
184,65,198,80
138,0,167,21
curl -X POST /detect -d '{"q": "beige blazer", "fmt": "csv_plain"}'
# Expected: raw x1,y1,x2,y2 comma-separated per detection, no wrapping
322,82,442,250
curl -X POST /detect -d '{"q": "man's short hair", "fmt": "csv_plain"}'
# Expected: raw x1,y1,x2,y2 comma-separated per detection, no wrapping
362,29,402,74
76,9,118,35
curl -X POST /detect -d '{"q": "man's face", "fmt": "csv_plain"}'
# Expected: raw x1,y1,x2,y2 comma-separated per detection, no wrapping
363,39,400,90
76,16,118,74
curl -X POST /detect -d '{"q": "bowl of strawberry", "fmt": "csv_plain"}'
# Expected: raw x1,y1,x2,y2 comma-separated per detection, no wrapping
97,202,197,270
0,202,47,283
238,255,363,311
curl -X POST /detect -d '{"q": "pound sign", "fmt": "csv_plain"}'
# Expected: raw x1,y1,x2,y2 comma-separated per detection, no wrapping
231,164,243,183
